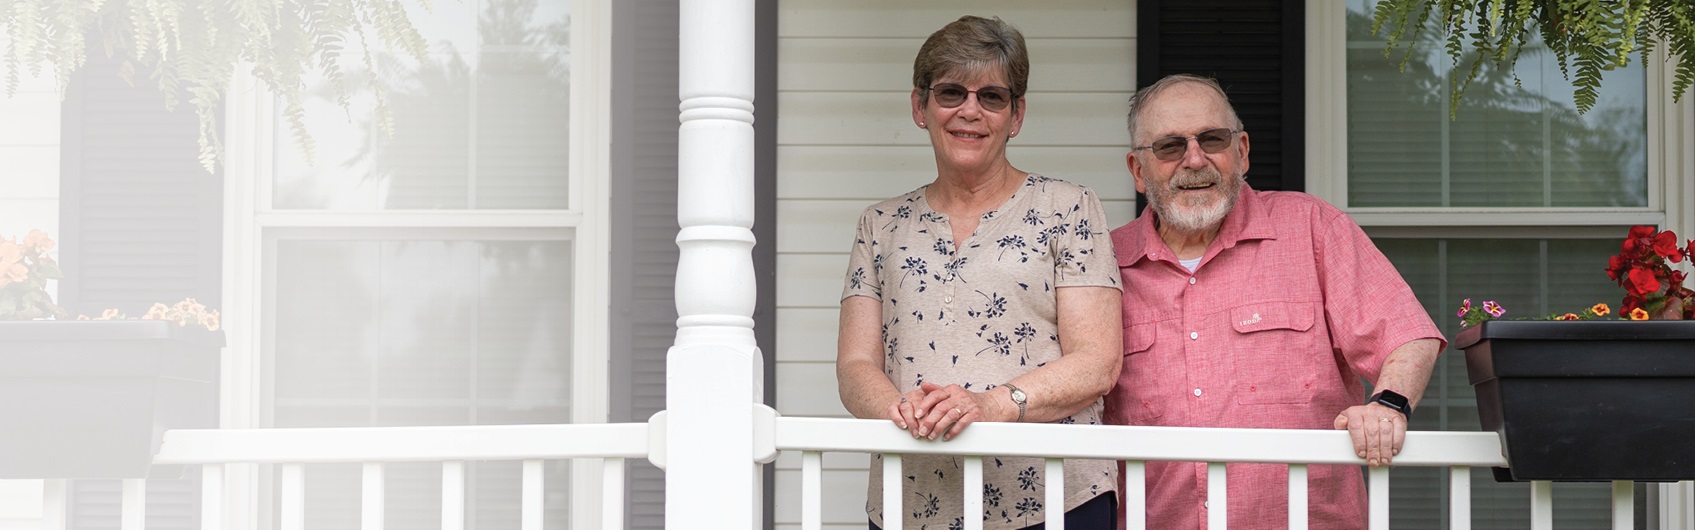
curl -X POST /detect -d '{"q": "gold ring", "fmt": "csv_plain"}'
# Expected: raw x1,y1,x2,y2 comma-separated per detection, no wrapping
1379,417,1392,422
955,407,963,416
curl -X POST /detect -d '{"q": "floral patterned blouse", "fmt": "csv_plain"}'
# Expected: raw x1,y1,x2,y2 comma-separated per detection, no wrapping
841,174,1120,530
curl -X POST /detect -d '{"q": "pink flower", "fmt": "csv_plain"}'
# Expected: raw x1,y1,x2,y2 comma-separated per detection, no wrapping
1483,300,1505,318
1456,298,1472,317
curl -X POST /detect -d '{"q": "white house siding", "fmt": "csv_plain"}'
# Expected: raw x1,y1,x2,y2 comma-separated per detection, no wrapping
773,2,1136,528
0,69,58,530
0,70,61,250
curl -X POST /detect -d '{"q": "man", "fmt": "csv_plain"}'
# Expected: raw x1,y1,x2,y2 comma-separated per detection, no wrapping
1105,73,1444,529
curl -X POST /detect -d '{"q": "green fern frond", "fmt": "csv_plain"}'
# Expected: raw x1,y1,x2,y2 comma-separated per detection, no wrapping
1571,52,1604,113
281,96,316,166
2,0,435,172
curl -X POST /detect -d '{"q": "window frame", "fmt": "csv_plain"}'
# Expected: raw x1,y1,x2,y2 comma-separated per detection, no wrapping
1305,1,1695,527
218,0,611,527
1304,0,1687,233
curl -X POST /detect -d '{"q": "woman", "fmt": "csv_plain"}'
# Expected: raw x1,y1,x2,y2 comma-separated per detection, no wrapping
836,15,1124,530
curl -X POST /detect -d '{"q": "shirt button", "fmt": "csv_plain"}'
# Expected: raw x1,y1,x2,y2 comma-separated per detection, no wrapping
1189,331,1199,340
1193,388,1203,397
1204,501,1210,508
1189,277,1197,285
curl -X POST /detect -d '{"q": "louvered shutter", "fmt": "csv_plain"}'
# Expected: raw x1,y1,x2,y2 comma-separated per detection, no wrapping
1136,0,1304,198
609,1,680,528
58,50,220,530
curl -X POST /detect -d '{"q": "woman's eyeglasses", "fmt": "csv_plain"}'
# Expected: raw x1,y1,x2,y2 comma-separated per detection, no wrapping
1133,128,1240,161
928,83,1016,111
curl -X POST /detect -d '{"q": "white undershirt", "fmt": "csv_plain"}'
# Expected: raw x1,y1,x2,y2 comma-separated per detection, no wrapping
1179,256,1202,272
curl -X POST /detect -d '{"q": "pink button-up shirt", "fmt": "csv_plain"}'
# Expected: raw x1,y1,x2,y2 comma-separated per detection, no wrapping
1106,186,1443,530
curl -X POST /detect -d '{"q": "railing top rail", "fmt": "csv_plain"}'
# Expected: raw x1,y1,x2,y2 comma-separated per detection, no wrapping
775,417,1508,468
153,423,650,464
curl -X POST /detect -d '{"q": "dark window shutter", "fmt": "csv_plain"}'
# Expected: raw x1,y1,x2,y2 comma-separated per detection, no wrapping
610,1,680,528
58,51,223,316
58,51,221,530
1136,0,1305,199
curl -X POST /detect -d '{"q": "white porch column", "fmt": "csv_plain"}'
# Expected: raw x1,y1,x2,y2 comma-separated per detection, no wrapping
668,0,762,529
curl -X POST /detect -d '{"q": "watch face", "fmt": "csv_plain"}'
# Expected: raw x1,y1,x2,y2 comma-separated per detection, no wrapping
1011,389,1027,403
1375,391,1408,410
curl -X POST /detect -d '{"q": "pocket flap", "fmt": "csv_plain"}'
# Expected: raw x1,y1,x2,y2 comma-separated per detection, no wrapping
1230,302,1314,333
1125,322,1157,354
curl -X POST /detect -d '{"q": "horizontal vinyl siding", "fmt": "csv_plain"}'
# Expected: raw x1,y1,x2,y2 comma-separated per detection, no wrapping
0,73,61,246
774,2,1136,527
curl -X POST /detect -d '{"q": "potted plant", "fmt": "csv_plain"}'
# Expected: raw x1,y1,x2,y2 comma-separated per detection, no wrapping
1455,225,1695,481
0,231,223,479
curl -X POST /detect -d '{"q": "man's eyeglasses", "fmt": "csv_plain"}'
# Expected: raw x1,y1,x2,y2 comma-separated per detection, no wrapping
928,83,1016,111
1133,128,1240,161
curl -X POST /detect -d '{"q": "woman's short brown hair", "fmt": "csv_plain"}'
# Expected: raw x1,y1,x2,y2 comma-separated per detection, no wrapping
912,16,1029,108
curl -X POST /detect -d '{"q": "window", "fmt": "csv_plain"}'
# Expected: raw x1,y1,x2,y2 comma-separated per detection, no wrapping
223,0,609,528
1313,0,1676,527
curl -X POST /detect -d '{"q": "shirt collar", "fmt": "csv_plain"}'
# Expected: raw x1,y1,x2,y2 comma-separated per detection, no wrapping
1114,181,1277,267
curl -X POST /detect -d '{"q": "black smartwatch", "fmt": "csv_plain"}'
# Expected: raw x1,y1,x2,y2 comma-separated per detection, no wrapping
1369,390,1413,420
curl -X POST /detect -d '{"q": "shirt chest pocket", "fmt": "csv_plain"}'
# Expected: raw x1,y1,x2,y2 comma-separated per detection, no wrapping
1117,322,1164,423
1230,302,1321,405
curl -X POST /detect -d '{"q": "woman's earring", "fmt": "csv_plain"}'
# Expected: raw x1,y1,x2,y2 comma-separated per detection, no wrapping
919,121,926,129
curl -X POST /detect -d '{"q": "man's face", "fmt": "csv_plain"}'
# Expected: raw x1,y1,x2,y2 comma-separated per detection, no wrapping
1127,83,1250,235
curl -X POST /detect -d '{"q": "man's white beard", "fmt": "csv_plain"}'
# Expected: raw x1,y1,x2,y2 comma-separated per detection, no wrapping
1149,168,1240,234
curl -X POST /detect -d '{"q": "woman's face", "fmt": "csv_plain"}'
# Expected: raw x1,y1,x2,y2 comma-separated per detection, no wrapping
911,66,1025,176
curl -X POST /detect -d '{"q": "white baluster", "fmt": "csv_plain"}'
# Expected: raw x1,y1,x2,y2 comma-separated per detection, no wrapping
1288,464,1307,530
362,463,384,530
963,456,983,530
1207,463,1226,530
1530,480,1553,530
442,461,465,530
1124,462,1146,530
43,479,66,530
803,452,822,530
603,458,625,530
281,464,304,530
522,460,543,530
1450,467,1470,530
201,465,224,530
884,454,902,529
1045,458,1064,530
121,479,145,530
1613,480,1634,530
1368,467,1389,530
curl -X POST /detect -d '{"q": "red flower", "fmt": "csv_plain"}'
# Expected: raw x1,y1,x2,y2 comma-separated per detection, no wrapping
1606,255,1628,281
1628,225,1657,240
1652,231,1683,261
1627,267,1662,296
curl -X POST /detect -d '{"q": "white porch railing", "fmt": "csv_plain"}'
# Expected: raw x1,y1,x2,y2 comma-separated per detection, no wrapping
779,416,1523,530
88,423,651,530
56,408,1688,530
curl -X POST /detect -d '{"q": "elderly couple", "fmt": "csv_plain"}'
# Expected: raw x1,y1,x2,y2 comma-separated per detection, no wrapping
836,15,1445,530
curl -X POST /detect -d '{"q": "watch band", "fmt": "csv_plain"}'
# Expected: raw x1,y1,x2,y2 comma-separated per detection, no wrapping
1369,390,1413,420
1003,383,1027,423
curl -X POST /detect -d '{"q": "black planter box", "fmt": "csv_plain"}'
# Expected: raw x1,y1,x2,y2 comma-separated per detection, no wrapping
0,321,222,478
1456,320,1695,482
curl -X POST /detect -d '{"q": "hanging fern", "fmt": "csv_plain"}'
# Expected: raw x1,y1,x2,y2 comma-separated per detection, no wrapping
1373,0,1695,117
0,0,432,173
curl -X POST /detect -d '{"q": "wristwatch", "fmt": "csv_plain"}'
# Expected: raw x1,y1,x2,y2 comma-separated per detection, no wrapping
1369,390,1412,420
1004,383,1027,422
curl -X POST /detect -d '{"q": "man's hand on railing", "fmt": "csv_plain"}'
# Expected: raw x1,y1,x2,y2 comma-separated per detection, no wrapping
1333,402,1408,467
